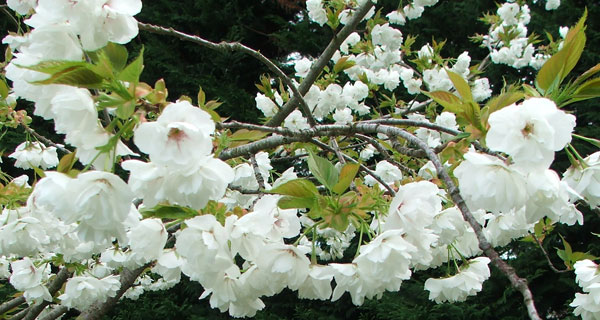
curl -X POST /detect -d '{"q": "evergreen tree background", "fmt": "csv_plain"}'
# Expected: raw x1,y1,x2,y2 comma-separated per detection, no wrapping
1,1,599,319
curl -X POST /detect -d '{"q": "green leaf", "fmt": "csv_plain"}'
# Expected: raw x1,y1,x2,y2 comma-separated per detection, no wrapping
115,101,136,119
32,65,104,88
573,77,600,99
332,163,359,194
140,204,199,219
333,56,356,73
102,42,128,72
0,79,8,99
482,91,523,123
573,63,600,86
423,91,463,113
536,11,587,93
268,178,319,198
446,69,473,101
198,86,206,106
57,152,77,174
118,47,144,83
307,150,338,191
278,196,317,210
18,60,93,74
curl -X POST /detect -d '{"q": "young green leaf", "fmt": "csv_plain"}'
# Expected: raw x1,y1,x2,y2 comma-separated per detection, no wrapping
141,204,199,219
118,47,144,83
446,69,473,101
307,150,339,191
268,178,319,198
332,163,360,194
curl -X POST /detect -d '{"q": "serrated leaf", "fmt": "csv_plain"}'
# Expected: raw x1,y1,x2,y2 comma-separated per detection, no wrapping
118,47,144,83
446,69,473,101
57,152,77,174
332,163,359,194
140,204,199,219
307,150,338,191
423,91,463,113
268,178,319,198
32,65,104,88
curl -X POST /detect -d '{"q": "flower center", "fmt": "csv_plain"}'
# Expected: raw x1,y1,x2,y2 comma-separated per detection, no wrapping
521,122,534,137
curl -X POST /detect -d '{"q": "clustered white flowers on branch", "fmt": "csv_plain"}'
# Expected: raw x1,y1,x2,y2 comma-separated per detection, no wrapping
0,0,598,320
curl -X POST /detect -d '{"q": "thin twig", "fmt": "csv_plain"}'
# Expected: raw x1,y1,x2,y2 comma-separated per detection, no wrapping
266,0,375,127
529,232,569,273
138,22,316,126
21,122,71,154
309,138,396,196
249,154,266,191
228,184,262,195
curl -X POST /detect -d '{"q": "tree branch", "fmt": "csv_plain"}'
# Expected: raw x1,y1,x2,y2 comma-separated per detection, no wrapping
309,138,395,196
21,122,72,154
38,306,68,320
529,232,569,274
265,0,375,127
77,265,149,320
137,22,316,126
0,296,26,315
23,267,72,320
218,122,541,319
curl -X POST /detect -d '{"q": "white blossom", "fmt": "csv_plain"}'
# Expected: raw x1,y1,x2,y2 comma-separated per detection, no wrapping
9,141,59,170
424,257,491,303
487,98,575,170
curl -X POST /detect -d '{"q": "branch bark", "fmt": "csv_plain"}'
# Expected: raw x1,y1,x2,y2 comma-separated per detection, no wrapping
23,267,72,320
77,265,148,320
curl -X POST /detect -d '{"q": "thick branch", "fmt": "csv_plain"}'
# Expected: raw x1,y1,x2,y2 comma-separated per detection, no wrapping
38,306,68,320
23,267,72,320
138,22,316,126
77,265,148,320
266,1,375,127
0,296,26,315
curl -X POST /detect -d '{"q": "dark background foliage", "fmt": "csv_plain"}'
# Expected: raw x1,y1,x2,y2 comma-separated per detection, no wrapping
1,0,599,319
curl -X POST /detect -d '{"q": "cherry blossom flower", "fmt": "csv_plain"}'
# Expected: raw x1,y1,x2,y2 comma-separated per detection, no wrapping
454,151,528,213
424,257,491,303
9,141,58,170
563,151,600,208
134,101,215,165
59,275,121,311
486,97,576,170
